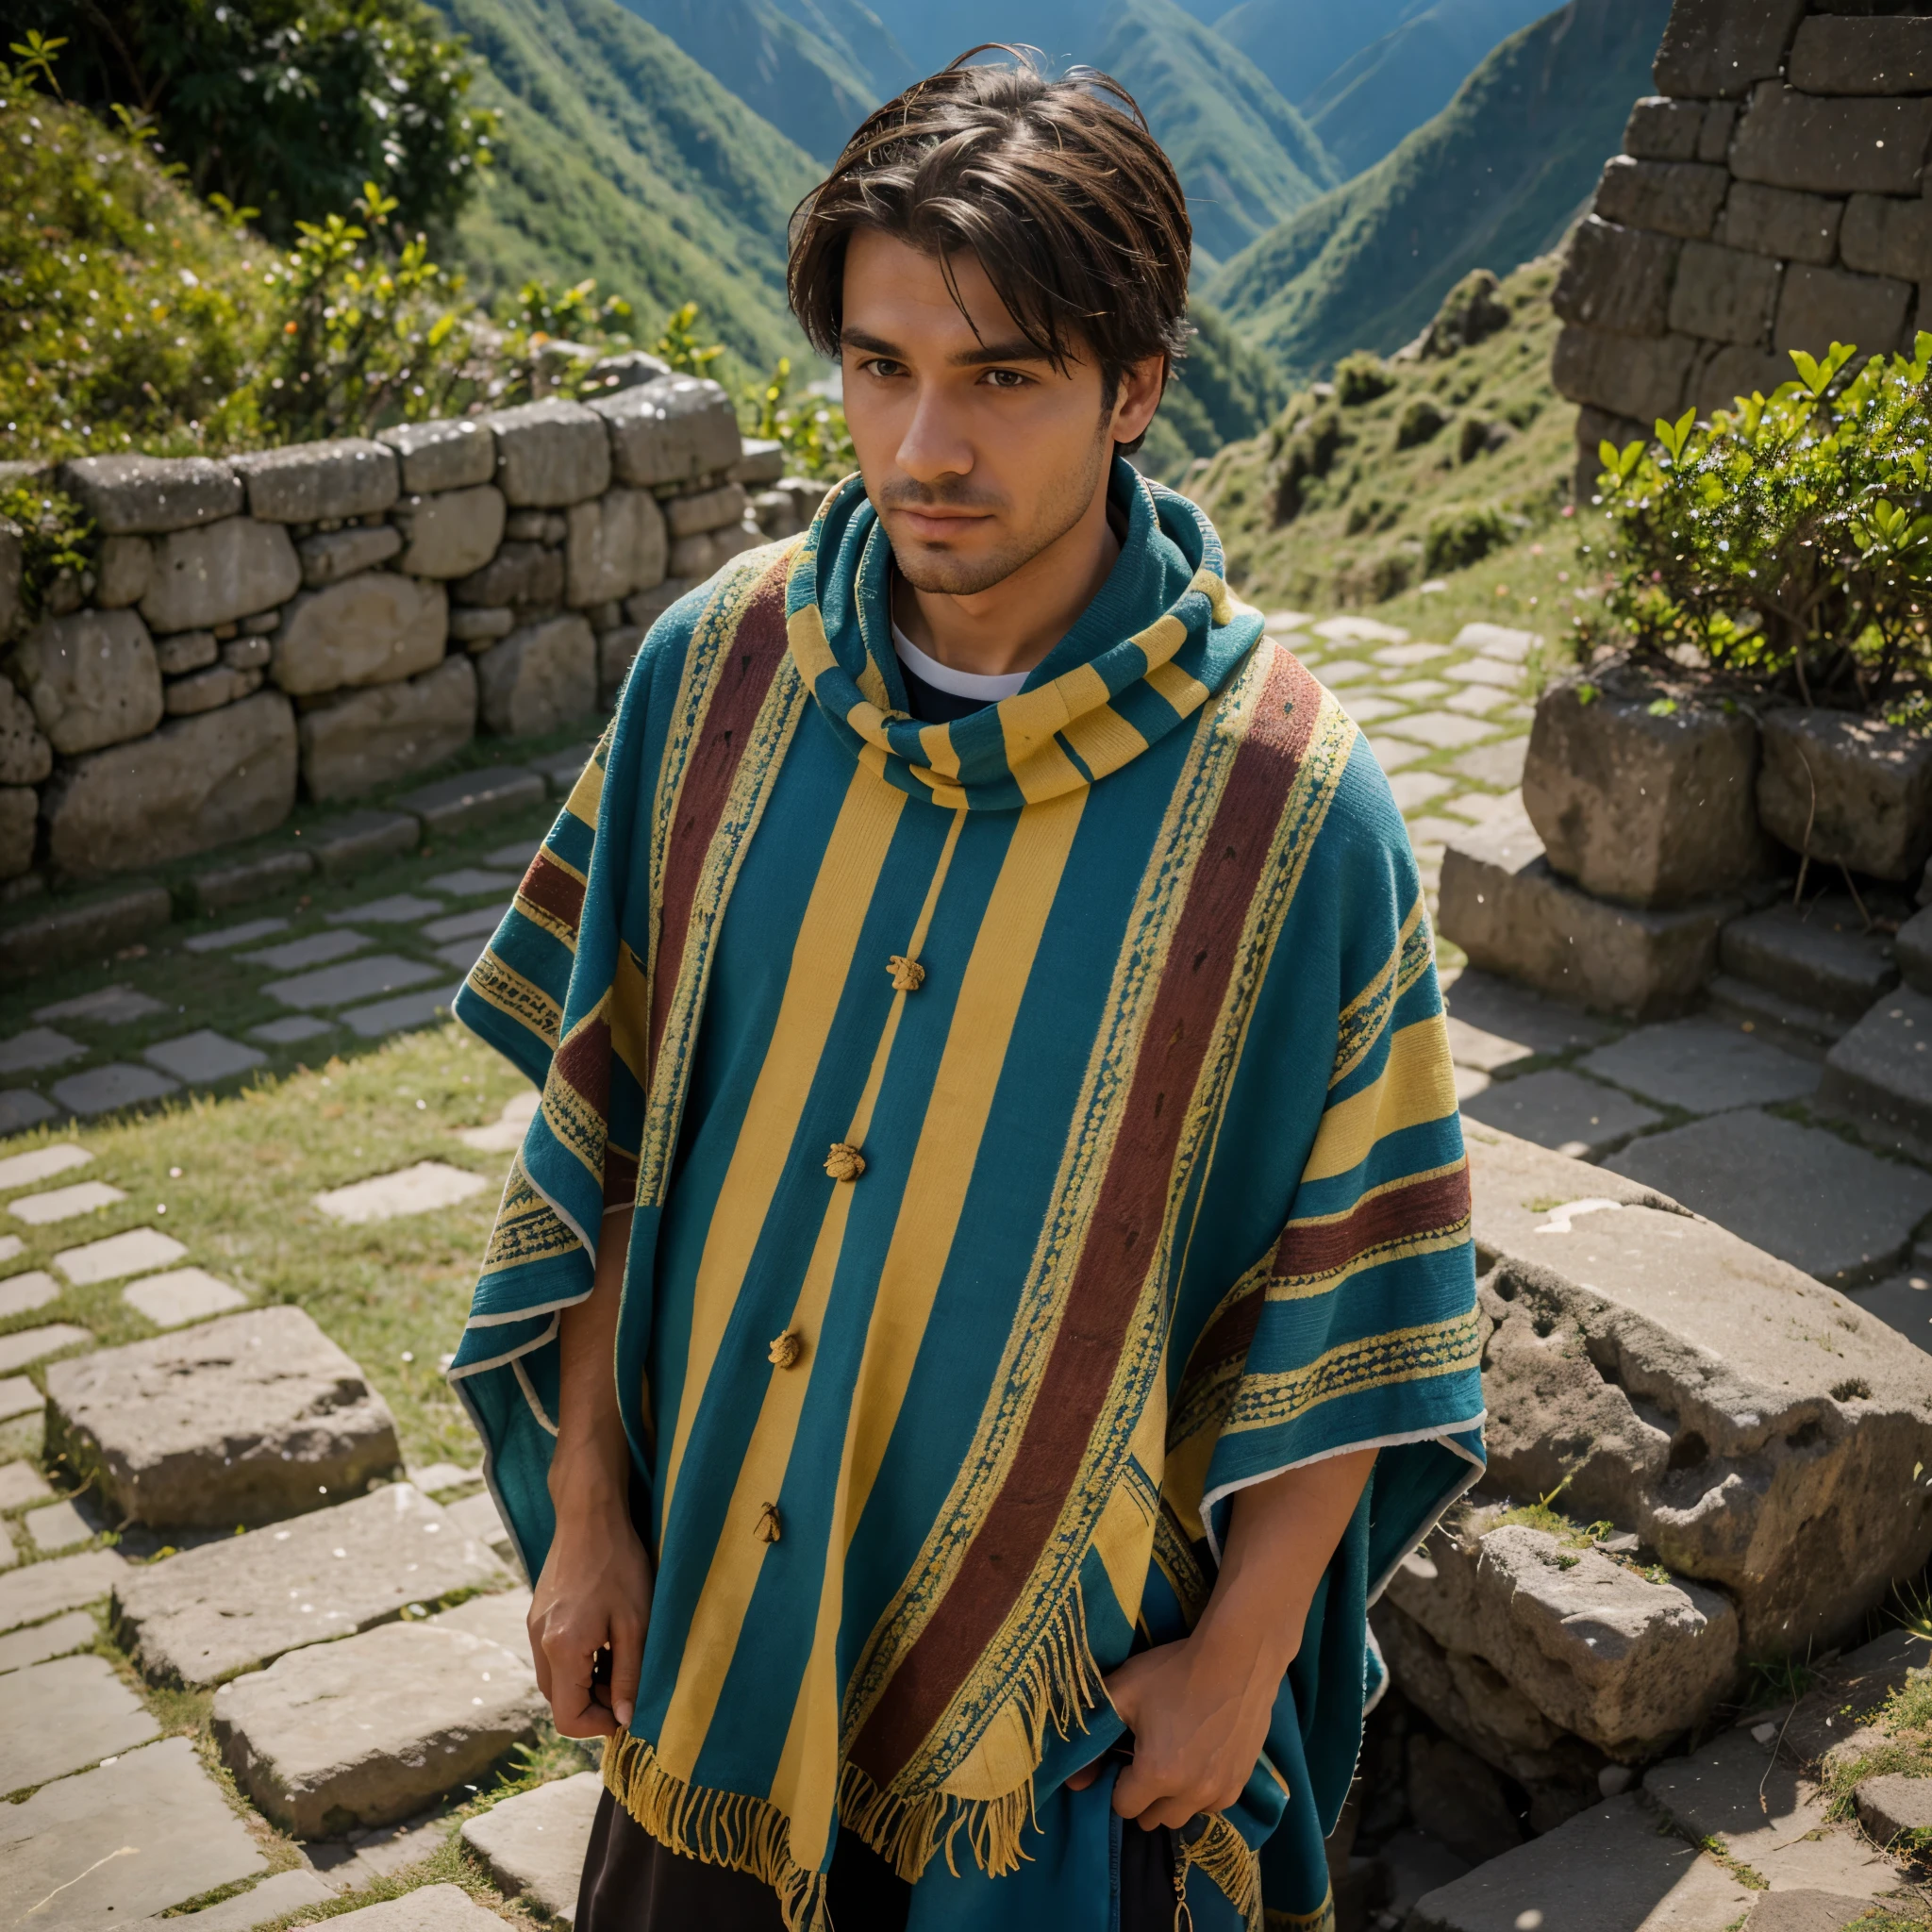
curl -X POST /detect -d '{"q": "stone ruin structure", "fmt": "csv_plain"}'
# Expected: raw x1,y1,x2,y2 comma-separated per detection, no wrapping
1442,0,1932,1172
0,373,820,971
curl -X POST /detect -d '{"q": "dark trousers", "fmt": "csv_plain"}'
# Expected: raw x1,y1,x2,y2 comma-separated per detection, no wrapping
575,1784,1183,1930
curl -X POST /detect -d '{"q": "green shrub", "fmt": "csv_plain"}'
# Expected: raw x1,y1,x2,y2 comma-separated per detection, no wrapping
1595,340,1932,714
1334,351,1395,408
0,478,93,620
1396,396,1447,449
1271,408,1344,524
1424,504,1508,575
741,356,854,482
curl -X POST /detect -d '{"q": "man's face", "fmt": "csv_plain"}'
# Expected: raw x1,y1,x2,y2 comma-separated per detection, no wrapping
839,228,1160,596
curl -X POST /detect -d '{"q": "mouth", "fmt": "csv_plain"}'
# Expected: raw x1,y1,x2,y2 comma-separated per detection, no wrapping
886,505,996,542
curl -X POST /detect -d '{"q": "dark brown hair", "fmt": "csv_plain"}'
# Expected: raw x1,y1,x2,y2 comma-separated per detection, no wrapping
788,50,1192,452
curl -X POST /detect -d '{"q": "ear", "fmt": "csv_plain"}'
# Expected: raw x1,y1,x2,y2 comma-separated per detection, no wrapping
1108,355,1168,447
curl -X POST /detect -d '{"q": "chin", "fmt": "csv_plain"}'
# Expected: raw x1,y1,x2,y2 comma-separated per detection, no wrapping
891,531,1027,597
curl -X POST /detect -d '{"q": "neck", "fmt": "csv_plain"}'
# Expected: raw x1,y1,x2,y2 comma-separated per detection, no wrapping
892,469,1122,680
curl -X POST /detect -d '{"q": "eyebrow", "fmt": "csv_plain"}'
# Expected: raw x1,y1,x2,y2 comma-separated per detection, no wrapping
842,326,1054,369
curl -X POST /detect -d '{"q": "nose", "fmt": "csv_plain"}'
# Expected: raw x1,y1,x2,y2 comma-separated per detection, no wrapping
895,380,975,488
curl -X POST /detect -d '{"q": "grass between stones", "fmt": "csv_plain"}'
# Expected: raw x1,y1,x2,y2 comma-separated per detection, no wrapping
0,1022,530,1474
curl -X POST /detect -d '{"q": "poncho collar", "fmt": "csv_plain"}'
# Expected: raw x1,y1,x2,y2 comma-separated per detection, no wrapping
784,458,1264,810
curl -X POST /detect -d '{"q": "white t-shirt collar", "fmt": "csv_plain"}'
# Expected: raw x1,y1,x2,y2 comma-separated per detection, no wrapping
891,623,1029,701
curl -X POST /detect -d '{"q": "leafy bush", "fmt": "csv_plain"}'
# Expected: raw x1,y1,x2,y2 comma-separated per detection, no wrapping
8,0,495,239
1270,408,1344,524
1594,340,1932,714
1395,396,1446,449
0,477,93,620
741,356,854,482
1424,503,1508,575
1334,351,1395,408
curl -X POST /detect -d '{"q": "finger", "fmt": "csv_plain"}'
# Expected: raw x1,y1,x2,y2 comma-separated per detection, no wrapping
608,1615,644,1731
525,1614,553,1703
545,1632,615,1738
1067,1759,1104,1792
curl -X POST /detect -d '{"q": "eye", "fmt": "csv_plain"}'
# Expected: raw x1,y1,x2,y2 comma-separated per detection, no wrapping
860,356,906,379
981,368,1030,390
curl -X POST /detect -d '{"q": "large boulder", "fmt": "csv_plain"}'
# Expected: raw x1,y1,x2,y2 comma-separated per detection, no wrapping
13,608,163,754
1522,679,1773,907
451,539,562,612
44,1305,398,1528
591,375,741,488
58,454,242,534
475,615,595,737
392,485,506,579
1466,1124,1932,1653
298,656,476,801
271,573,448,694
483,399,609,507
379,418,497,494
1383,1507,1740,1761
564,487,665,608
0,677,51,785
1439,810,1740,1019
41,690,297,876
231,439,398,524
140,517,301,633
0,783,34,877
1757,708,1932,883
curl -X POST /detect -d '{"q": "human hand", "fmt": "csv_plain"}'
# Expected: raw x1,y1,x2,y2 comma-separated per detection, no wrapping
1065,1629,1282,1828
527,1491,653,1739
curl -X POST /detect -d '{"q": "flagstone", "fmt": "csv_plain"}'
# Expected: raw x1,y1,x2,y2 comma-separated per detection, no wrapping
213,1617,544,1835
0,1144,90,1191
486,838,542,869
1461,1068,1664,1161
458,1090,538,1154
0,1026,86,1075
308,1809,455,1890
408,1460,482,1496
1338,694,1406,724
325,892,445,925
309,1883,505,1930
1316,659,1376,687
0,1271,59,1317
425,904,508,943
0,1374,43,1422
116,1481,503,1684
0,1459,52,1508
9,1180,125,1224
1374,641,1449,666
1582,1018,1821,1115
33,985,166,1025
0,1607,93,1674
0,1088,58,1132
446,1487,514,1561
1452,738,1530,789
1445,685,1516,717
1315,614,1408,643
0,1236,16,1263
263,952,440,1010
462,1769,603,1921
1454,622,1539,661
1389,771,1454,813
1607,1109,1932,1287
1847,1272,1932,1357
396,765,545,834
122,1266,248,1327
181,915,290,953
22,1498,95,1552
1385,678,1455,702
142,1029,267,1085
1446,656,1524,690
1445,788,1524,824
55,1224,186,1284
434,937,488,974
242,927,370,972
0,1519,14,1567
45,1305,399,1531
340,981,465,1038
315,1160,491,1224
1367,735,1429,774
427,866,521,897
0,1735,267,1929
0,1546,127,1632
432,1586,532,1655
49,1062,180,1116
1387,711,1499,751
249,1014,335,1045
148,1868,338,1931
0,1324,92,1372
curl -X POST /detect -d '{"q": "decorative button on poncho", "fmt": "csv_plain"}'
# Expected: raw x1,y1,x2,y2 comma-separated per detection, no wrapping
451,462,1484,1932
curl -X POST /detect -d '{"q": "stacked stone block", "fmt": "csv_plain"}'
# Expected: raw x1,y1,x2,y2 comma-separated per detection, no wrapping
1553,0,1932,493
0,376,796,889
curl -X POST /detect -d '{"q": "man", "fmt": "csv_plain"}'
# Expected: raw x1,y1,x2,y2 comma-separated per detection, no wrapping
452,52,1484,1932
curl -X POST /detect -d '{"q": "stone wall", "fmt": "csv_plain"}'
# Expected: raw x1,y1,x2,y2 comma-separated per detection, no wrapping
1553,0,1932,494
0,375,822,893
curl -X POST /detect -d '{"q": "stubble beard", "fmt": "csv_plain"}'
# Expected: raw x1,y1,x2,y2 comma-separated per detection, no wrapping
881,425,1112,597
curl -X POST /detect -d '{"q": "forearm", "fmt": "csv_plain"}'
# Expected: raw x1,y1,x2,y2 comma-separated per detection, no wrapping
1197,1447,1377,1678
549,1207,634,1511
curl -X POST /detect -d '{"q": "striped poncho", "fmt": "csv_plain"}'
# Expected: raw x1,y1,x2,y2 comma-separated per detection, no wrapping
452,461,1484,1931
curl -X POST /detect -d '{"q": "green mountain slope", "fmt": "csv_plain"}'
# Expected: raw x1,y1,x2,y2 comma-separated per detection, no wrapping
1138,301,1291,483
866,0,1339,270
1211,0,1416,107
435,0,821,370
1304,0,1555,176
608,0,882,161
765,0,917,101
1206,0,1670,381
